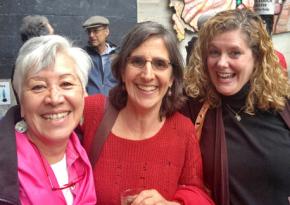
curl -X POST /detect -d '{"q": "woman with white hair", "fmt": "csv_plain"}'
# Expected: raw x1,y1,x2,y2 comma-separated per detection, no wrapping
0,35,96,205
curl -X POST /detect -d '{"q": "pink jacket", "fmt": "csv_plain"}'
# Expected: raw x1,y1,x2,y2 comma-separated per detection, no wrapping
16,131,97,205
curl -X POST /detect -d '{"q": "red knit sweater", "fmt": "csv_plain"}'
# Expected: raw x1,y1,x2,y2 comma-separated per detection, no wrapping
82,95,214,205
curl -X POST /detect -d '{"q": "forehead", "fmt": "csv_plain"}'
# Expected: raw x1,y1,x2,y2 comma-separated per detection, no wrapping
28,52,78,77
209,29,249,48
131,37,169,57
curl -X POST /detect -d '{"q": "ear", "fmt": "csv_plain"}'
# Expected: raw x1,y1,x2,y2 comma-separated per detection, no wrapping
105,27,110,37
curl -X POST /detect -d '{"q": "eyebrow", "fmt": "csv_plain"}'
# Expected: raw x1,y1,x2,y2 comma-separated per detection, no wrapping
27,73,77,81
208,43,242,50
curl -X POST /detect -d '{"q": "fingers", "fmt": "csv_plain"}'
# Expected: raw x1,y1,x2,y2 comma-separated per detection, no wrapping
131,189,166,205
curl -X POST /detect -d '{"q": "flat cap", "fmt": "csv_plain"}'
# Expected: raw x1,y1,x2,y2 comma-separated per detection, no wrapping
83,16,109,29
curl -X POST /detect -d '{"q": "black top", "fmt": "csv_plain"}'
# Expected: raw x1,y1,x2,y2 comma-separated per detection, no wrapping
222,84,290,205
0,106,21,205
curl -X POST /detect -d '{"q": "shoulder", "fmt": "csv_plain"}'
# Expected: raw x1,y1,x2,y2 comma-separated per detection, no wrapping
167,112,196,137
274,49,287,69
84,46,94,53
69,132,90,162
0,105,21,123
85,94,106,109
165,113,201,150
83,94,106,126
171,112,194,126
279,99,290,128
82,95,107,151
0,105,21,140
107,42,118,54
179,96,204,123
107,41,117,48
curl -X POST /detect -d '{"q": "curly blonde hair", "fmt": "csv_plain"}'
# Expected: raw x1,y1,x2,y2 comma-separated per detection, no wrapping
185,9,290,114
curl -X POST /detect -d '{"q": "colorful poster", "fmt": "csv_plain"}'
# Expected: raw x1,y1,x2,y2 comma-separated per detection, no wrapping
170,0,290,41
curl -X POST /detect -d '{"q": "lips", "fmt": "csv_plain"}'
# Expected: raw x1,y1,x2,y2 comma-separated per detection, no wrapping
42,112,70,120
136,84,158,92
217,72,235,79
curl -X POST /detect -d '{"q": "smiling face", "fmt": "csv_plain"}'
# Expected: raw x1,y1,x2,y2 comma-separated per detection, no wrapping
122,36,173,114
207,29,255,96
20,52,85,146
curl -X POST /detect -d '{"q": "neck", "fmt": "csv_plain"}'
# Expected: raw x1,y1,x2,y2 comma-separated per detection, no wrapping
27,132,68,164
222,82,250,109
96,43,107,54
113,104,164,140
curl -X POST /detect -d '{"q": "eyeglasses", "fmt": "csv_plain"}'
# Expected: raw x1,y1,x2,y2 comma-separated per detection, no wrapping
31,141,85,191
87,27,106,34
127,56,172,71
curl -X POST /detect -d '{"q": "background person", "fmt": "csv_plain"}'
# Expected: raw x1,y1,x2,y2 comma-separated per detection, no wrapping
81,21,214,205
20,15,54,43
12,15,55,104
185,12,216,65
82,15,118,95
0,35,96,205
182,9,290,205
253,0,288,73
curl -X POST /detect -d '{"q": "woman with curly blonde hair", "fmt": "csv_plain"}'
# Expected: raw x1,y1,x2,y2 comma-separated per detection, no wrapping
181,8,290,205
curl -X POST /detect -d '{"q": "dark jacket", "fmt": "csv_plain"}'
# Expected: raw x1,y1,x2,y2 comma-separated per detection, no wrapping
0,106,21,205
181,98,290,205
84,42,118,95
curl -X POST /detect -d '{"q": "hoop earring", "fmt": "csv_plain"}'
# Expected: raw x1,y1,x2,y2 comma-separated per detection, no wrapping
15,119,27,133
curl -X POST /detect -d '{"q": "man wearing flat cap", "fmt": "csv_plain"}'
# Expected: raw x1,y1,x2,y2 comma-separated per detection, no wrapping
83,15,118,95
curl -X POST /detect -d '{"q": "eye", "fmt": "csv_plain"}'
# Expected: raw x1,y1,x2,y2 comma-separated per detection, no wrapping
128,56,146,68
60,81,74,89
208,49,220,57
229,50,241,58
152,58,170,70
31,85,46,93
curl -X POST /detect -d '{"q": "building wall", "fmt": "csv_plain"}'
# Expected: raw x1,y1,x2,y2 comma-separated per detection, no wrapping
0,0,137,117
0,0,137,79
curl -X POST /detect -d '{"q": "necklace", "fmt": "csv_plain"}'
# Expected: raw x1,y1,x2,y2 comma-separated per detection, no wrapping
225,104,245,121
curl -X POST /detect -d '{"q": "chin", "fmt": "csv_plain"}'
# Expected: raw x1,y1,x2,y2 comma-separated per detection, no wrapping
217,88,239,96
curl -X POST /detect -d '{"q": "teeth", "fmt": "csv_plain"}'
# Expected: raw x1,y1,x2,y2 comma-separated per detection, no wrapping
217,72,235,79
43,112,69,120
137,85,157,91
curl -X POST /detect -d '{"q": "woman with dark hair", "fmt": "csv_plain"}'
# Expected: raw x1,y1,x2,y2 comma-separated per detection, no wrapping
81,21,214,204
182,9,290,205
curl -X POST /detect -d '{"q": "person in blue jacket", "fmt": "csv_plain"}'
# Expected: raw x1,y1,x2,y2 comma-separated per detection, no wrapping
82,15,118,95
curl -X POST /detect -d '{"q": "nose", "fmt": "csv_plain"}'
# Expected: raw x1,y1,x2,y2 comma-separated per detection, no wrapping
45,87,64,105
217,54,229,68
141,61,154,81
89,32,94,38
